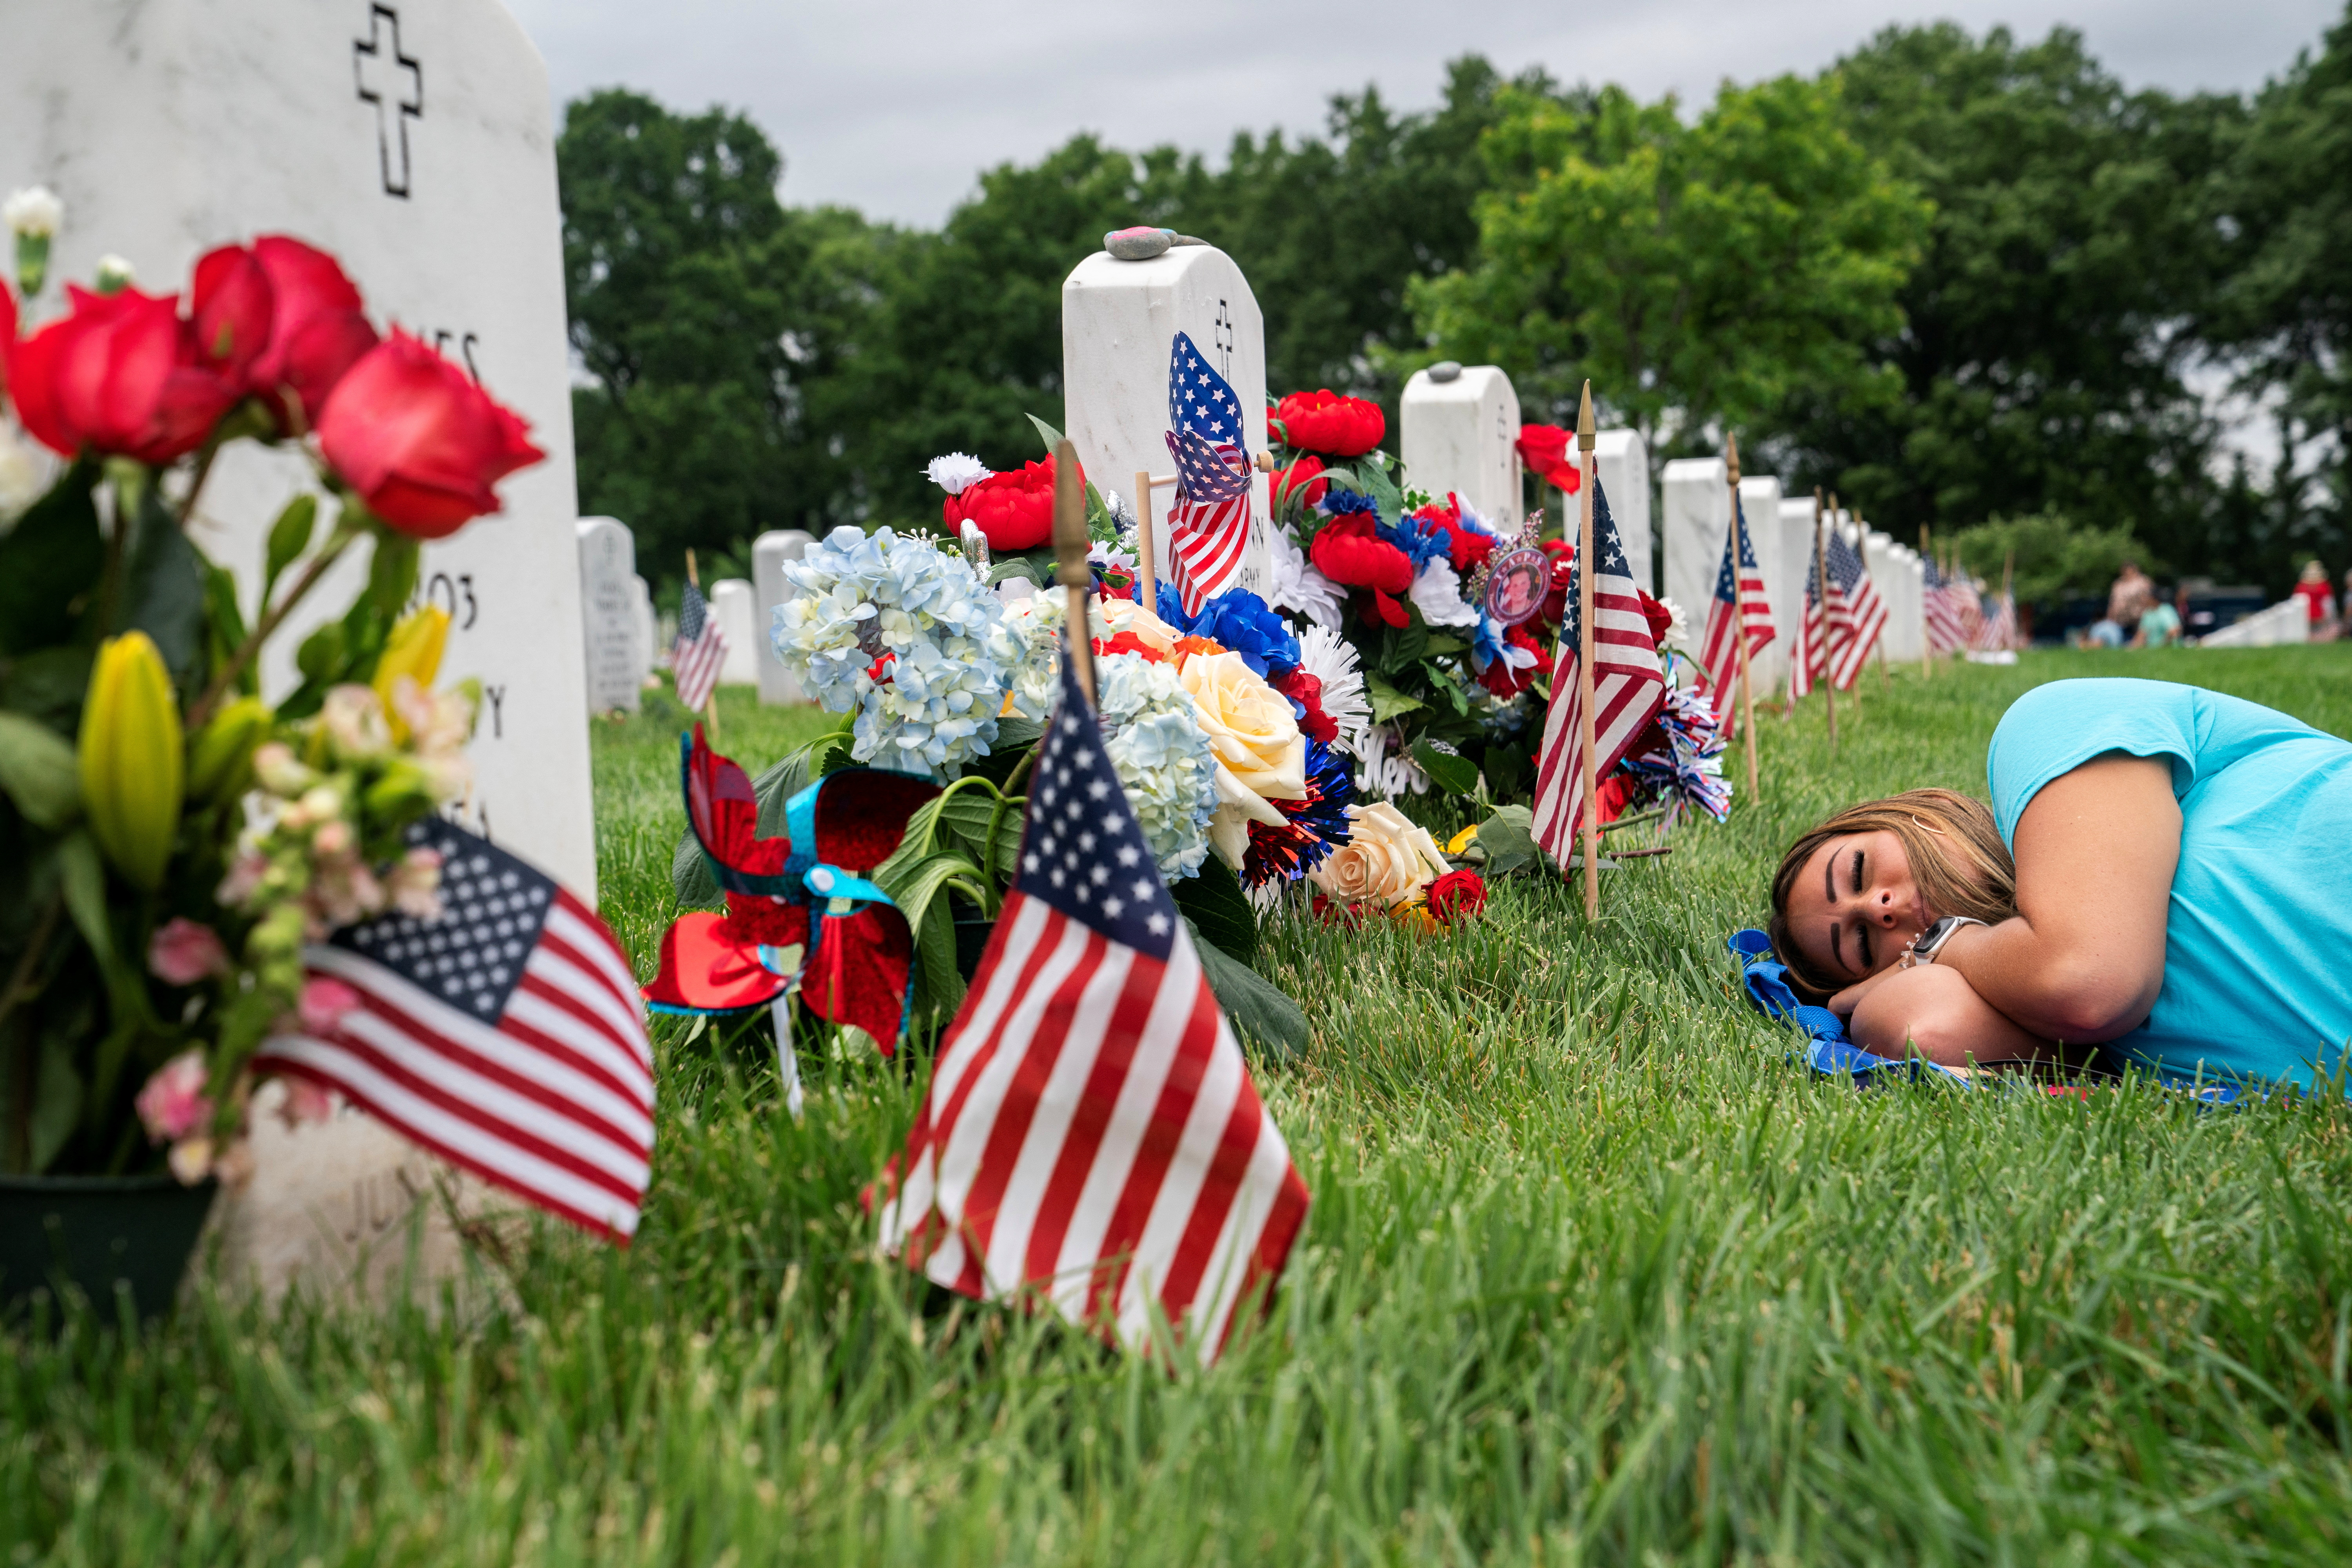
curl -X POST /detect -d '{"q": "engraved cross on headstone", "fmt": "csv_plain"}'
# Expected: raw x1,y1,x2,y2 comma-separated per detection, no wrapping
1213,299,1234,379
353,4,423,199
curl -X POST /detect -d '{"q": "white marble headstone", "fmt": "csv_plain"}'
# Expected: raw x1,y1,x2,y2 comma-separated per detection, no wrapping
630,575,657,677
1399,364,1521,527
1062,245,1271,601
1776,497,1825,693
752,529,815,704
711,579,759,686
0,0,594,1303
1659,457,1729,639
576,517,643,714
1592,430,1653,595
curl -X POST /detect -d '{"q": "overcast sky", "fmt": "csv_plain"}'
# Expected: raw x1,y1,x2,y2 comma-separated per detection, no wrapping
505,0,2341,227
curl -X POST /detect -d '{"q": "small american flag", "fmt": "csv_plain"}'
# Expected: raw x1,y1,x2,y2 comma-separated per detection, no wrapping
672,581,728,711
876,658,1310,1365
1162,332,1254,615
1972,589,2017,652
253,818,656,1243
1923,554,1969,653
1698,493,1774,725
1531,479,1666,864
1824,526,1887,690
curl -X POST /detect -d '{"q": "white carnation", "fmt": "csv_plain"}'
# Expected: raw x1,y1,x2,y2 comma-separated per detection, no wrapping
1267,528,1344,633
926,452,993,495
3,186,60,238
1408,556,1479,629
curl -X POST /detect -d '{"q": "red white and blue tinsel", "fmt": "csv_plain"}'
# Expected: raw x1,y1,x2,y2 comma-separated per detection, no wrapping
1245,738,1357,887
1615,653,1732,825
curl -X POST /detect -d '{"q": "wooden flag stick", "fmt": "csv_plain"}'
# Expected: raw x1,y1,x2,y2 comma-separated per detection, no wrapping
1726,434,1759,800
1576,382,1601,922
685,548,720,744
1920,523,1935,679
1132,467,1158,613
1053,439,1097,708
1813,488,1836,751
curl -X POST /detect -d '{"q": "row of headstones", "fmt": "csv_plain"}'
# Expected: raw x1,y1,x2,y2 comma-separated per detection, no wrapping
574,518,821,712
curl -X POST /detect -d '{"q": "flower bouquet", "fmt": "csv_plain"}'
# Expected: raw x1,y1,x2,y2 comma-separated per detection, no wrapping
0,203,540,1231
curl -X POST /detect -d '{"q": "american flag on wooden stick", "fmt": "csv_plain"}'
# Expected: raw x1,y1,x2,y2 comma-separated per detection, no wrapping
1972,589,2018,652
672,581,728,711
875,658,1310,1365
1923,554,1970,653
1823,526,1887,690
253,818,656,1243
1162,331,1255,615
1697,493,1774,724
1530,479,1666,865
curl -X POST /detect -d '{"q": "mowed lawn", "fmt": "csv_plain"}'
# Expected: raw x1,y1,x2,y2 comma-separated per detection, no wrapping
11,647,2352,1564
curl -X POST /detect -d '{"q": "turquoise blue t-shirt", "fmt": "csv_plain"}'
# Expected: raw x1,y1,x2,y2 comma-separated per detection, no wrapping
1987,678,2352,1088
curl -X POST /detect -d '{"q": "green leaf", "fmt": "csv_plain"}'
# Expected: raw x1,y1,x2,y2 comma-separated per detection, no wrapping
262,494,318,603
0,711,81,828
907,886,965,1024
201,563,251,695
365,531,421,619
294,621,346,686
987,557,1044,587
1471,804,1541,878
29,1033,83,1174
1172,855,1258,966
0,458,102,655
56,830,113,965
1412,740,1479,799
1024,412,1067,453
963,716,1041,791
1188,920,1308,1062
114,482,210,701
1422,633,1468,657
1366,672,1426,724
1359,457,1406,529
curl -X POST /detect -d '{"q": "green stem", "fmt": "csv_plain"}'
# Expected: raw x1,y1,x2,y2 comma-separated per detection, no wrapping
0,895,63,1043
187,516,362,729
176,431,225,528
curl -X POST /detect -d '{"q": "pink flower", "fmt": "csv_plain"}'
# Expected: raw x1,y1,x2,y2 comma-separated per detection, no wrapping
387,846,444,919
278,1076,339,1128
167,1137,215,1185
135,1050,214,1143
298,975,362,1033
147,916,228,985
216,849,268,907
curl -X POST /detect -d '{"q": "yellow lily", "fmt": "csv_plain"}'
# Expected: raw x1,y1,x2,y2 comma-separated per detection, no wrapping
186,696,272,806
79,632,184,888
374,606,450,742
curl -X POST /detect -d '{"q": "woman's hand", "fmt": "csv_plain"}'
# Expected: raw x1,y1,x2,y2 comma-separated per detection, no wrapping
1827,963,1904,1020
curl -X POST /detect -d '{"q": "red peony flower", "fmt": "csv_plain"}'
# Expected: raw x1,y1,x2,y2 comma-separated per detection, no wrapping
1425,868,1487,926
1273,453,1327,510
1309,514,1414,627
1476,622,1546,699
1414,493,1499,575
317,328,544,538
942,456,1082,553
243,236,380,431
1274,390,1384,457
9,285,238,464
1271,666,1336,744
1515,424,1583,494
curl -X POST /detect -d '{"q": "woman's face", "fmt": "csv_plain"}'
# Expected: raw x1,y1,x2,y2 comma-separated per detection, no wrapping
1784,829,1932,984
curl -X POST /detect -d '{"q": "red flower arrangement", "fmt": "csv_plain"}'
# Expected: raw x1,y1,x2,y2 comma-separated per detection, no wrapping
1272,453,1327,510
941,455,1081,552
1271,666,1337,744
1273,390,1384,457
1309,513,1414,628
1475,622,1546,699
197,236,380,431
318,329,544,539
1515,425,1584,494
1412,494,1499,575
11,284,238,465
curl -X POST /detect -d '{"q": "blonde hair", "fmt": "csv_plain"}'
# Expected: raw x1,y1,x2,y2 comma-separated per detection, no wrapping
1767,788,2017,999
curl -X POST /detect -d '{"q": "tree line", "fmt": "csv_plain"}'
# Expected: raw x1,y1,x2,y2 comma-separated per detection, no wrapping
561,11,2352,603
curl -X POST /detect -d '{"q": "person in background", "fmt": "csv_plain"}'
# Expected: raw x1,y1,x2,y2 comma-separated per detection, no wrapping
2132,588,2182,649
2294,559,2338,642
2091,561,2153,649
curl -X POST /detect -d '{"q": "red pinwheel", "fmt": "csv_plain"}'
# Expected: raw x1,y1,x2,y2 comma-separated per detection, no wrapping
643,728,938,1053
1515,425,1584,495
1274,390,1385,457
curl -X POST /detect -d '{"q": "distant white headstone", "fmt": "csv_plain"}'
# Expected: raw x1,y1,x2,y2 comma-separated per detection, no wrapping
752,529,815,704
630,575,657,677
710,579,759,685
0,0,592,1302
1592,430,1653,595
1776,498,1823,693
1660,457,1729,639
2201,599,2309,648
1738,476,1788,692
1062,244,1272,600
576,517,642,713
1399,364,1521,527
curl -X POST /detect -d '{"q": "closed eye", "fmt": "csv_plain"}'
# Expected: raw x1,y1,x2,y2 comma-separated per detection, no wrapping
1850,848,1864,897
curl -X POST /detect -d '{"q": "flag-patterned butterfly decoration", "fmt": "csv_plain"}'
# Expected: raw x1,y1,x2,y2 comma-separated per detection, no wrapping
876,658,1310,1367
252,818,656,1242
1162,331,1256,615
1530,477,1667,865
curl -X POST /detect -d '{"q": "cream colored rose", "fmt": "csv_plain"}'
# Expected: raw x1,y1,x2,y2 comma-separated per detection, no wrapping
1093,595,1182,655
1178,650,1305,800
1308,802,1451,908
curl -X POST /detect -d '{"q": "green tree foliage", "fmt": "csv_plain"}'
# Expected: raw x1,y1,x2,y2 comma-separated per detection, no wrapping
1408,75,1929,461
1949,512,2148,609
1783,25,2240,567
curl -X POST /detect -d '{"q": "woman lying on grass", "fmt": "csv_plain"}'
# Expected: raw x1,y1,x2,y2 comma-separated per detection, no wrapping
1768,677,2352,1084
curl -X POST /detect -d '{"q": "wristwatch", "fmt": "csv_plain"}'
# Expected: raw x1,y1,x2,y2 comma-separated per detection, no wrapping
1900,915,1986,969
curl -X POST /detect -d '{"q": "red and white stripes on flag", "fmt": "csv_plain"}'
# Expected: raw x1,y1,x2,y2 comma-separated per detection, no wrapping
1163,332,1258,615
1698,495,1774,725
876,661,1309,1365
672,580,728,711
1165,479,1252,615
1531,477,1666,864
1972,591,2017,652
1823,526,1887,690
253,819,655,1243
1923,555,1970,654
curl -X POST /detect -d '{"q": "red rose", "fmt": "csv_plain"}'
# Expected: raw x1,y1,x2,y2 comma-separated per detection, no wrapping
189,243,274,385
245,237,380,430
1414,493,1498,574
1274,390,1384,457
1426,868,1487,925
942,456,1080,553
1476,622,1546,699
1271,666,1336,744
317,328,544,538
1515,425,1583,494
9,285,237,463
1637,589,1675,647
1273,453,1327,511
0,280,17,400
1309,514,1414,627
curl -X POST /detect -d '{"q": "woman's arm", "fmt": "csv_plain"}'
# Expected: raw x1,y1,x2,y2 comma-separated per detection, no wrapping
1930,754,2179,1043
1842,963,2054,1067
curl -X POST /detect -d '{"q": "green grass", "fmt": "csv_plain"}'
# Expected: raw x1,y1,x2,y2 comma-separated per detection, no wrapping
11,648,2352,1564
